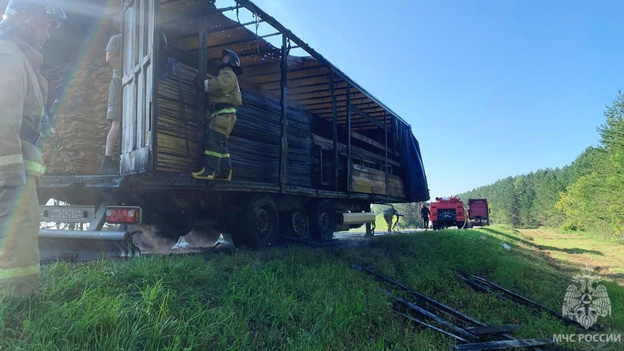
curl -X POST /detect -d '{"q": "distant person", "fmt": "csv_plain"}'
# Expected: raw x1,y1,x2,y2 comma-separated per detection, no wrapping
383,205,401,233
100,13,122,174
420,203,430,229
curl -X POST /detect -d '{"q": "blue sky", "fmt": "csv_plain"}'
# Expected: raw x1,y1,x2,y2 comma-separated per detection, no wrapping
246,0,624,199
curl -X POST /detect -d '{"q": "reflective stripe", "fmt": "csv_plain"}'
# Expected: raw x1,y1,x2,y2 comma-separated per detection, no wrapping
217,108,237,114
23,160,46,176
0,264,40,280
204,150,231,158
0,154,23,167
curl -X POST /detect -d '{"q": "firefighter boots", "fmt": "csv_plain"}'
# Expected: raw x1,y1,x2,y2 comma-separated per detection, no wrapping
214,169,232,181
192,167,216,180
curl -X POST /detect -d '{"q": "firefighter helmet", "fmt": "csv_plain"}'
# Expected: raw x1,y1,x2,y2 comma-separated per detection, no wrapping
1,0,67,30
222,49,243,75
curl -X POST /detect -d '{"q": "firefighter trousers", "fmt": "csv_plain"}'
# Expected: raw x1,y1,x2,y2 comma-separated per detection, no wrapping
204,112,237,173
0,176,40,296
384,215,393,232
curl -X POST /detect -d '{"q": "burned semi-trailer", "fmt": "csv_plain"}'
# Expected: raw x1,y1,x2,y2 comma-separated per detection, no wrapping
37,0,429,256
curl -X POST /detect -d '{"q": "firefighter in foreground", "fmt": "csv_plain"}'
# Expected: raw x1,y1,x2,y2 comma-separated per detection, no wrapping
192,49,243,181
0,0,66,295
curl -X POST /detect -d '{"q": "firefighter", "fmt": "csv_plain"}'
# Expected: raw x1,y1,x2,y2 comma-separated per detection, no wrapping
383,205,400,233
100,12,122,174
192,49,243,181
420,203,430,229
0,0,66,295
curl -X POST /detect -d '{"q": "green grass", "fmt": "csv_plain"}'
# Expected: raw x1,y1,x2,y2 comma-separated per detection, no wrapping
1,227,622,350
341,213,420,233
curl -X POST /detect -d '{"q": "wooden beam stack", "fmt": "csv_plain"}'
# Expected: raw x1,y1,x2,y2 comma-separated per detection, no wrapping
156,61,314,187
42,60,112,174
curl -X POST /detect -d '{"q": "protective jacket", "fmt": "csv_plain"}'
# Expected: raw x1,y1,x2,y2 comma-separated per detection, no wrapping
0,34,47,295
0,36,47,185
205,67,242,108
196,66,243,177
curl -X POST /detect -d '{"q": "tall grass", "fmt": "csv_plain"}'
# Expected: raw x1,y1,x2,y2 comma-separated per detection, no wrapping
1,227,622,350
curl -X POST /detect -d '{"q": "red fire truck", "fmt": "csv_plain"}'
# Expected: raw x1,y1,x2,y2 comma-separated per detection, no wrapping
429,196,466,230
467,199,490,227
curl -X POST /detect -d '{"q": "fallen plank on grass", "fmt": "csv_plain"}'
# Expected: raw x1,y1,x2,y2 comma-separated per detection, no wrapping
471,275,591,329
458,275,515,303
352,264,486,327
465,325,521,336
454,338,552,351
395,311,469,343
381,289,476,339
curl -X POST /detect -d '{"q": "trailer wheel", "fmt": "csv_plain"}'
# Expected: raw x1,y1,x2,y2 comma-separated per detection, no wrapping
310,200,335,241
236,195,279,248
282,208,310,239
432,221,438,230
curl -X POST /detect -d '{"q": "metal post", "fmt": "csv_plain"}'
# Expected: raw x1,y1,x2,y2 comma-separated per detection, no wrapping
196,16,208,170
391,115,397,156
384,111,388,201
346,84,352,196
150,1,159,172
279,34,289,192
329,69,339,191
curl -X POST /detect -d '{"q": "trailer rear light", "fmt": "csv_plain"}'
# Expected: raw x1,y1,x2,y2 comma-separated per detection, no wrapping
106,206,142,224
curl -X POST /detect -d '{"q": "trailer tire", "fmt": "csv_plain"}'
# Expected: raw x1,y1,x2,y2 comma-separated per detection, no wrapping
310,200,335,241
235,195,279,248
432,221,438,230
282,208,310,240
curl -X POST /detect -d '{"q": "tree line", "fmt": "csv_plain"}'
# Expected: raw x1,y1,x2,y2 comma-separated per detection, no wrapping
458,92,624,237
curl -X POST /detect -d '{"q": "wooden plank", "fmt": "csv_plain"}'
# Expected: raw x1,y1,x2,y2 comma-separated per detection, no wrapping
351,104,384,129
42,60,112,174
246,66,329,84
455,338,552,351
259,75,329,90
275,81,348,96
313,134,401,167
471,276,581,327
351,131,395,154
351,265,487,328
295,92,371,107
396,312,469,343
382,289,475,340
313,104,386,115
465,325,521,336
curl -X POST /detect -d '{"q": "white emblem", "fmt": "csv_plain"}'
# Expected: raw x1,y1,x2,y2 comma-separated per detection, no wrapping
562,268,611,329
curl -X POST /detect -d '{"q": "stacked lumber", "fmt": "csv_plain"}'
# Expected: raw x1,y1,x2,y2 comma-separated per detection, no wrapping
155,62,201,172
156,61,313,187
42,60,112,174
38,57,405,198
352,164,405,198
311,134,406,197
